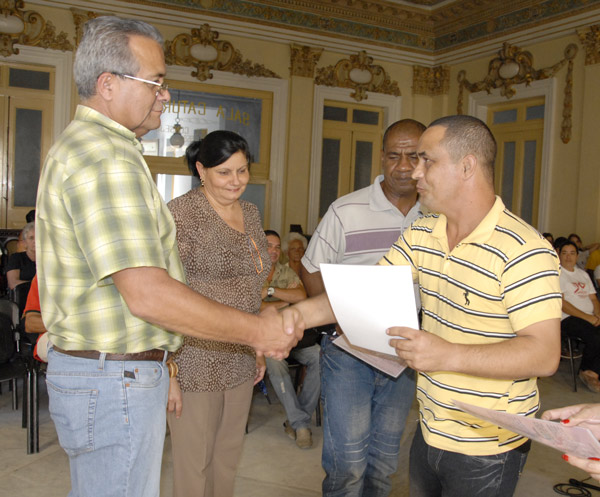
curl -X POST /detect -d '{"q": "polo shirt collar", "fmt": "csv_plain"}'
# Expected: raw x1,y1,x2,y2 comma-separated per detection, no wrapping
76,105,142,152
432,196,506,245
370,175,423,217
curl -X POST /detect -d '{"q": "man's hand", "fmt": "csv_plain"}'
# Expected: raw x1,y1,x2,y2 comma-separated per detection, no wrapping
254,353,266,385
387,326,454,372
167,377,183,419
252,306,305,360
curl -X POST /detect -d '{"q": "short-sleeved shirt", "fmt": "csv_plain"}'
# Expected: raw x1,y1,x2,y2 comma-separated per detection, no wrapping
380,197,562,456
586,249,600,271
36,105,185,353
23,274,40,316
560,266,596,319
302,175,422,270
263,262,301,303
6,252,36,282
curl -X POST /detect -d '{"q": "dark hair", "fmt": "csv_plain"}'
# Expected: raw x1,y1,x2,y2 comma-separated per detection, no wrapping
25,209,35,223
567,233,582,244
553,236,568,250
542,232,553,239
559,240,579,254
382,119,426,149
185,130,252,179
264,229,280,239
428,115,497,182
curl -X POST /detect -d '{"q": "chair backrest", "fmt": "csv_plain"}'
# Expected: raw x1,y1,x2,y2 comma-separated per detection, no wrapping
0,299,20,328
0,312,16,364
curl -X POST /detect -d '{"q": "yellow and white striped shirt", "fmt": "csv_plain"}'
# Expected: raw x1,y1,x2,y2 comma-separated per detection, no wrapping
381,197,561,456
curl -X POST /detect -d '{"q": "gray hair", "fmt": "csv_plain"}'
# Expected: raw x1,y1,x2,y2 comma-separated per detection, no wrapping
22,221,35,239
282,232,308,253
74,16,164,100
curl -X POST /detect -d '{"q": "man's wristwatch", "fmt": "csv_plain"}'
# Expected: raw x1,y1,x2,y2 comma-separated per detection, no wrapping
267,286,275,297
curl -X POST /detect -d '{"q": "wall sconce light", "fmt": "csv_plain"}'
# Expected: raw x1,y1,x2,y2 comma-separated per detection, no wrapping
165,23,279,81
315,50,399,102
0,0,72,56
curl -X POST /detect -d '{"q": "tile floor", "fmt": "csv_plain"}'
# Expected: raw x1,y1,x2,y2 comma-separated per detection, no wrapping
0,358,598,497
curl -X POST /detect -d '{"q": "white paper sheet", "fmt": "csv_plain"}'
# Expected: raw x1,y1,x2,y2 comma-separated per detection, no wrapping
332,334,407,378
320,264,419,355
454,400,600,459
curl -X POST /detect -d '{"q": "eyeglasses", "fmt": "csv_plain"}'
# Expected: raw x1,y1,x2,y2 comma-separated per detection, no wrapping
113,73,169,97
247,235,264,275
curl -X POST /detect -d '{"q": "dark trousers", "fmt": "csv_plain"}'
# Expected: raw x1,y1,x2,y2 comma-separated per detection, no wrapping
409,424,530,497
562,316,600,374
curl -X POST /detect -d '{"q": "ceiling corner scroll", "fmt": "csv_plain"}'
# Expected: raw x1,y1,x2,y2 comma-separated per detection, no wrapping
314,50,400,102
164,23,280,81
457,42,578,144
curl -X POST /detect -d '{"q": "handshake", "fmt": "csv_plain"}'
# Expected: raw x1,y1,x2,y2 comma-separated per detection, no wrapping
252,294,333,360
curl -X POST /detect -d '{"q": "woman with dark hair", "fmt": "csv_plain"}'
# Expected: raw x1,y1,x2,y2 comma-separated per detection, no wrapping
558,240,600,392
166,130,269,497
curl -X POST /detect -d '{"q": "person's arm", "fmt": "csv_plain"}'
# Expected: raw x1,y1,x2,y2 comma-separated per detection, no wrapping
592,294,600,319
24,311,46,334
112,266,303,359
6,269,26,290
167,377,183,419
300,264,326,298
387,318,561,379
261,284,306,306
562,296,600,326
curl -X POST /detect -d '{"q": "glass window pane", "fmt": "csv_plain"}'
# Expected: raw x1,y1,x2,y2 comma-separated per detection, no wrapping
493,109,517,124
525,105,545,120
9,68,50,91
354,141,372,191
14,108,42,207
521,140,537,224
501,142,516,209
320,138,340,217
323,106,347,122
141,90,263,162
352,109,379,125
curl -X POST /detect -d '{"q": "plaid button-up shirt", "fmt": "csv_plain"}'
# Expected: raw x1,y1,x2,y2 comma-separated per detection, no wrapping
36,105,184,353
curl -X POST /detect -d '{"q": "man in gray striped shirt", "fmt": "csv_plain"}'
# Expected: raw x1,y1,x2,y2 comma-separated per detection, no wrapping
301,119,425,497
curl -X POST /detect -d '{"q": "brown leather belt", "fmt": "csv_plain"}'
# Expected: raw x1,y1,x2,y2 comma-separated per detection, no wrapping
53,346,166,362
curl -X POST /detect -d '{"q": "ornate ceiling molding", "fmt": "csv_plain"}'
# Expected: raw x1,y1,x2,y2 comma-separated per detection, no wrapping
164,23,280,81
0,0,73,56
70,7,98,47
578,24,600,66
412,64,449,96
315,50,399,102
290,44,323,78
457,42,578,144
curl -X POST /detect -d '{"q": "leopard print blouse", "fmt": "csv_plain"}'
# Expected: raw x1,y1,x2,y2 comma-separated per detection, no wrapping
167,188,270,392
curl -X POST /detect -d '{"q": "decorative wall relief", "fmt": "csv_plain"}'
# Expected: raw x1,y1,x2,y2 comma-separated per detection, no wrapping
314,50,399,102
290,44,323,78
578,24,600,66
457,42,578,144
412,65,449,96
164,24,280,81
0,0,72,56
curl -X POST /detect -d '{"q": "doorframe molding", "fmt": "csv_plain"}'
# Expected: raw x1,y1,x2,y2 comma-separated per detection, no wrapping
308,86,402,233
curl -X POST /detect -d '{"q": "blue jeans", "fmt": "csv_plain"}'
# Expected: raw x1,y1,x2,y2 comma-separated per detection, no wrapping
409,424,530,497
320,336,416,497
45,346,169,497
266,343,321,430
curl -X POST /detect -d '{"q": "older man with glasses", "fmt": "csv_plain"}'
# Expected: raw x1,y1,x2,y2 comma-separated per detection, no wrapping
36,16,303,497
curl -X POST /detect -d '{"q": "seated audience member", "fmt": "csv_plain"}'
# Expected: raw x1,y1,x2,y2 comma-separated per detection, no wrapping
554,236,568,254
568,233,600,269
586,248,600,280
559,240,600,392
6,221,35,290
25,209,35,224
22,274,48,362
283,232,308,277
543,232,554,245
262,230,320,449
